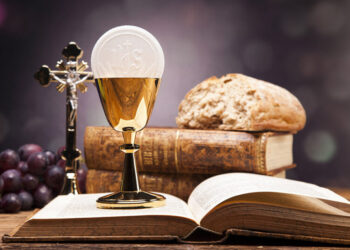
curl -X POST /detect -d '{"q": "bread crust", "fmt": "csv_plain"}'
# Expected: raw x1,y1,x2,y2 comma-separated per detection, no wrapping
176,74,306,132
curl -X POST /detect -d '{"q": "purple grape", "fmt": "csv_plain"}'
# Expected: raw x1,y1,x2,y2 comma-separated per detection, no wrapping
34,184,52,208
45,165,65,192
2,169,22,193
77,165,88,194
0,149,20,173
18,190,33,210
18,144,43,161
17,161,29,175
44,150,56,165
56,159,66,170
0,177,3,194
22,173,39,191
2,193,21,213
27,152,48,176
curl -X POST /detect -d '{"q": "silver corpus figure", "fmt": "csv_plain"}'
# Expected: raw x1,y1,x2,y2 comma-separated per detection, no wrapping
34,42,94,195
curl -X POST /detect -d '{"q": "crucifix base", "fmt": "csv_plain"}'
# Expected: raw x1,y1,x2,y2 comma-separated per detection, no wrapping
61,170,79,195
60,153,81,195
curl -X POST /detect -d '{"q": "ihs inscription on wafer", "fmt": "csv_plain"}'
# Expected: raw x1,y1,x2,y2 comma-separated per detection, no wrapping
110,39,144,73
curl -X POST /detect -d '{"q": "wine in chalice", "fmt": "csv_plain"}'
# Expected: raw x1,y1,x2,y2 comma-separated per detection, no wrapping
96,77,160,132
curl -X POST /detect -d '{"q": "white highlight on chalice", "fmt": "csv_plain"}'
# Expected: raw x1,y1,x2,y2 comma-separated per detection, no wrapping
91,25,164,78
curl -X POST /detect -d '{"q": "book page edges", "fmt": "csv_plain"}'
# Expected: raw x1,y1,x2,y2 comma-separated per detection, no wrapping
4,228,350,245
225,228,350,245
2,234,180,243
255,132,293,174
266,134,293,172
5,209,38,240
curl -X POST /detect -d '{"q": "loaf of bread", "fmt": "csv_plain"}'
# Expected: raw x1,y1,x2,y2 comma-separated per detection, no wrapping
176,74,306,132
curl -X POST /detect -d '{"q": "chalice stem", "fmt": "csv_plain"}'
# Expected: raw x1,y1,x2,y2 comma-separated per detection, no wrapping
121,152,140,192
120,128,140,192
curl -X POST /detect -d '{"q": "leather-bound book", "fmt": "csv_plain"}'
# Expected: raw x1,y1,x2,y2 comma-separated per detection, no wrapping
84,126,295,175
86,169,287,201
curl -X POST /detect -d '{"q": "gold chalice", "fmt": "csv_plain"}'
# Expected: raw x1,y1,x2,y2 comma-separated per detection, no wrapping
91,26,165,208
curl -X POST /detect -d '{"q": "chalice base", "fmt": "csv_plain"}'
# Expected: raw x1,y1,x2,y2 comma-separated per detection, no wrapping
96,191,166,209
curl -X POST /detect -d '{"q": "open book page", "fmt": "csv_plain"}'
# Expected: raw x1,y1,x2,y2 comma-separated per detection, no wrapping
33,192,196,222
188,173,350,223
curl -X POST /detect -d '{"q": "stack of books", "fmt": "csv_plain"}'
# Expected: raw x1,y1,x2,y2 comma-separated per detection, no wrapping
84,126,295,200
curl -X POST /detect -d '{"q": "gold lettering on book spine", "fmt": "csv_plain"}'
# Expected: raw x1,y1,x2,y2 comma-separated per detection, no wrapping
154,131,160,167
143,151,153,166
153,150,159,167
163,143,168,167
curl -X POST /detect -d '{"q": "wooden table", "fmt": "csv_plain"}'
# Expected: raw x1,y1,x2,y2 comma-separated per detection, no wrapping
1,188,350,249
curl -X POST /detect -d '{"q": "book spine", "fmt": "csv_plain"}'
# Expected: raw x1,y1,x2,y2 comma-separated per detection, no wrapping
86,169,209,201
84,126,275,174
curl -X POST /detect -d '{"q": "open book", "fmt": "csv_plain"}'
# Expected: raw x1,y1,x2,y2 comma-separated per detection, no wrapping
4,173,350,244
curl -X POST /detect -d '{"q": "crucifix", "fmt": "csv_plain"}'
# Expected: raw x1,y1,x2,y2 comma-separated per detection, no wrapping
34,42,94,195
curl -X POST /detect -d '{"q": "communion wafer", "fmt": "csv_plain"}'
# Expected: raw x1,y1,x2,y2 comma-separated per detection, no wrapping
91,25,164,78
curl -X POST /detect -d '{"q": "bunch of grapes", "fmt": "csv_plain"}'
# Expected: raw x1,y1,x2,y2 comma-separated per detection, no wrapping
0,144,87,213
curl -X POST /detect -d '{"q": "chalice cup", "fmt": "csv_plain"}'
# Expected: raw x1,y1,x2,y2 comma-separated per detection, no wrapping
91,26,166,208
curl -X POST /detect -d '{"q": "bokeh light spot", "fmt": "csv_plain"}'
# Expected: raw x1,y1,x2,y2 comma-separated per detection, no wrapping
294,85,318,116
324,70,350,101
0,2,7,27
281,13,308,38
303,130,337,163
243,40,273,72
299,54,318,77
309,1,345,35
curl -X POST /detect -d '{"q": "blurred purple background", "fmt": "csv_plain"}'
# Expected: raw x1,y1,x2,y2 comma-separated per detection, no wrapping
0,0,349,188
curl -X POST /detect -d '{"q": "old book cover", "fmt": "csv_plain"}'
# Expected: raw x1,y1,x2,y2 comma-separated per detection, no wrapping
84,126,294,175
4,173,350,245
86,169,288,201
